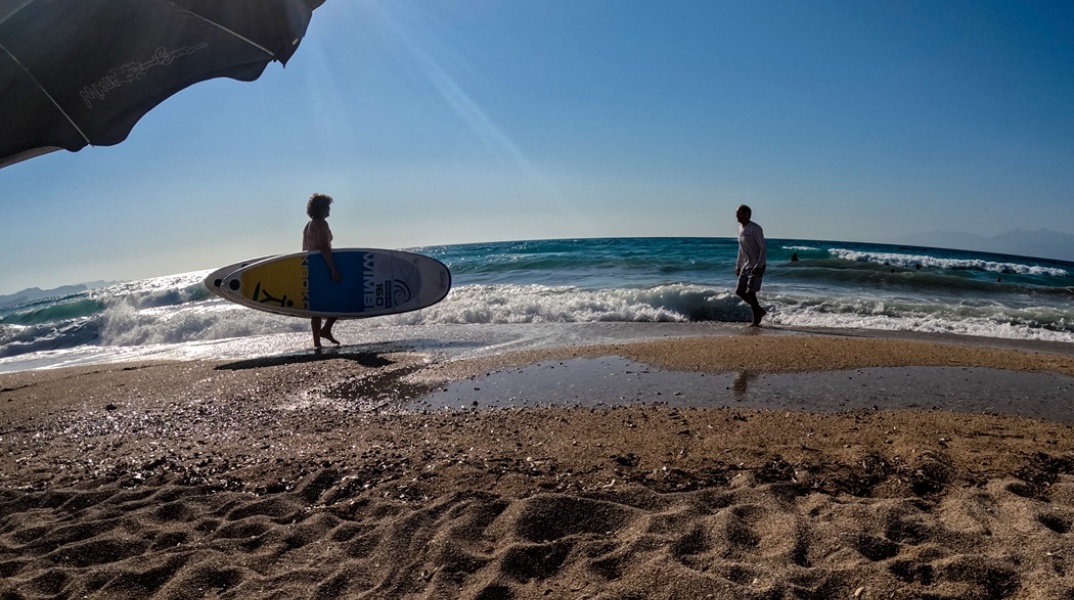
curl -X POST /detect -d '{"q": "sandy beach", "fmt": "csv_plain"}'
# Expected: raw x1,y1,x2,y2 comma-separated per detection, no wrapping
3,331,1074,599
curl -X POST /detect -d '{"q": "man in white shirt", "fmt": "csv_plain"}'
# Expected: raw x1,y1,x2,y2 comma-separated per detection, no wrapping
735,204,767,326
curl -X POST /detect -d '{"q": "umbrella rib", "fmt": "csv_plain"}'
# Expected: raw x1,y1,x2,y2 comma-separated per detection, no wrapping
0,42,92,147
168,5,278,58
0,0,37,26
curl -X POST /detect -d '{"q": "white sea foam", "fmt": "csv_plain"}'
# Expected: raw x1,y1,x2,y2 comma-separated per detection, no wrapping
829,249,1070,277
770,309,1074,343
97,301,306,347
374,284,749,326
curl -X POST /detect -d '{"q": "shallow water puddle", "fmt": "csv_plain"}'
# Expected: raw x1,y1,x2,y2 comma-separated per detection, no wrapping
408,357,1074,422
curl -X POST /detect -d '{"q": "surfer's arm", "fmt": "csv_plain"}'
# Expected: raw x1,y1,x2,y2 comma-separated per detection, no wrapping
319,230,343,282
309,220,343,281
322,248,342,281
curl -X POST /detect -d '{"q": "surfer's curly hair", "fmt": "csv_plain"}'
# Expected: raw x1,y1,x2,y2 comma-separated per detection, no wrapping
307,193,334,219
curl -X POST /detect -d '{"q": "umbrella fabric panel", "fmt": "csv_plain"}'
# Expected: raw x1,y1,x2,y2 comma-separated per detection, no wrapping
0,0,324,167
169,0,324,64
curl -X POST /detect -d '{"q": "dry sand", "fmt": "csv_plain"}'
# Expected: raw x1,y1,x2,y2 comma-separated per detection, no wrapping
2,332,1074,599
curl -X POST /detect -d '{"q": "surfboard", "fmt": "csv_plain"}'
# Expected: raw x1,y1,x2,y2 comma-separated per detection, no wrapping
216,248,451,318
203,255,274,299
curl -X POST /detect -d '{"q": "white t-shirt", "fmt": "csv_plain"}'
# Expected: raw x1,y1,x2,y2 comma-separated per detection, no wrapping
737,221,767,272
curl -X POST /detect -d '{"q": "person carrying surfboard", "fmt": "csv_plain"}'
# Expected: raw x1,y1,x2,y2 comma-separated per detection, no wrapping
735,204,768,326
304,193,343,347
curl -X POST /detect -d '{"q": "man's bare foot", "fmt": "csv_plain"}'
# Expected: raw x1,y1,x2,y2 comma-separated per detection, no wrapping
752,306,768,326
320,329,340,345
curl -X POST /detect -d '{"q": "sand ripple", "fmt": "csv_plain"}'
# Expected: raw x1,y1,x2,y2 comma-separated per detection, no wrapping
3,451,1074,599
3,336,1074,598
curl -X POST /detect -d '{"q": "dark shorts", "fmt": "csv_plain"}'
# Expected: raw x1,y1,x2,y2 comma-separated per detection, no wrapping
736,267,763,295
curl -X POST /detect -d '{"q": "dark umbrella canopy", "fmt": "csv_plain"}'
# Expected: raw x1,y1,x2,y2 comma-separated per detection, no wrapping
0,0,325,168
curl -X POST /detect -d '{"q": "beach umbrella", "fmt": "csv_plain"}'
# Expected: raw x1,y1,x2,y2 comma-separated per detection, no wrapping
0,0,325,169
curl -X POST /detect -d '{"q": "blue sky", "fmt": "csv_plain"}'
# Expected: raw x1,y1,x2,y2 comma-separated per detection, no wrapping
3,0,1073,294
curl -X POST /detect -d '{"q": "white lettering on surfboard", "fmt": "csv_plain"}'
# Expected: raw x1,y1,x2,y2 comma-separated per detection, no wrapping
362,253,379,308
361,253,407,309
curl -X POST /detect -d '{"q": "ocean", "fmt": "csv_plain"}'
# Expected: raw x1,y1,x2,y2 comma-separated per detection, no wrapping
1,237,1072,373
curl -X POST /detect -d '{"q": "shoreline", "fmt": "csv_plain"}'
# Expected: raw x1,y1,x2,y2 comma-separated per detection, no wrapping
3,331,1074,599
4,320,1074,376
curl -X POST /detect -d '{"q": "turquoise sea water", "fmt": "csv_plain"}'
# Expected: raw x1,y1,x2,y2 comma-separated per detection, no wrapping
1,237,1072,372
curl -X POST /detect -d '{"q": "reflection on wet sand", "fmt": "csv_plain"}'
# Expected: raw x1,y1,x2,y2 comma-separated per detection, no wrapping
733,371,758,399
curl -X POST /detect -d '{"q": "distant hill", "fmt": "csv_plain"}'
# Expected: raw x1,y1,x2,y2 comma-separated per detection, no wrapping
896,229,1074,262
0,282,112,309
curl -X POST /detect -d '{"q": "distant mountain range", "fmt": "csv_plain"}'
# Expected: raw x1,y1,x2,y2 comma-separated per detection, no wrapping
0,282,112,309
896,229,1074,262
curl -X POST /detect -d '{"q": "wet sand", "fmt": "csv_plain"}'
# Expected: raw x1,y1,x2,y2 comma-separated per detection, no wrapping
2,332,1074,599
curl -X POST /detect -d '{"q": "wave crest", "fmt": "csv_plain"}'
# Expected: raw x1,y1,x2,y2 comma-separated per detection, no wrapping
829,249,1070,277
383,284,751,326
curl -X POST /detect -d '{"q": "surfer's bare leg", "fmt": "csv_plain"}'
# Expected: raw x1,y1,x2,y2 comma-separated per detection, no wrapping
311,317,323,348
320,318,340,345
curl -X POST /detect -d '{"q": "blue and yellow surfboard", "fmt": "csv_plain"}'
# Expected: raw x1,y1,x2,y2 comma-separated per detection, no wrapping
213,248,451,318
